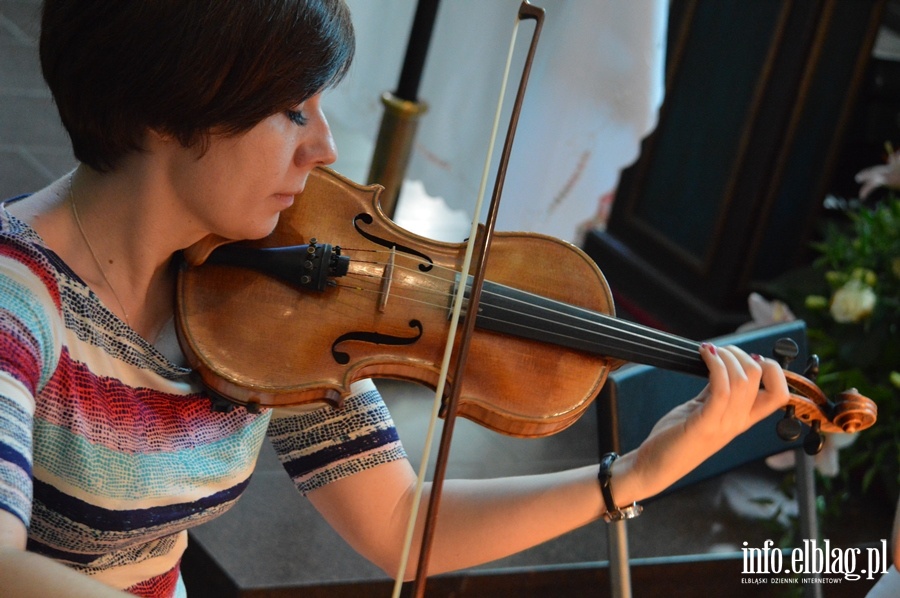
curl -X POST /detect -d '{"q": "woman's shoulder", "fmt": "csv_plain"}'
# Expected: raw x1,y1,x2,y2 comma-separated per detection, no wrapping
2,195,45,243
2,177,73,251
1,197,67,306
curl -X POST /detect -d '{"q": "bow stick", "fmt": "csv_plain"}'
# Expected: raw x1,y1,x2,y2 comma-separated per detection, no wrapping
391,3,545,596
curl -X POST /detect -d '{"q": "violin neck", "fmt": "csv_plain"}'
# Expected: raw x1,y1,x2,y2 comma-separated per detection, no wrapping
469,279,709,377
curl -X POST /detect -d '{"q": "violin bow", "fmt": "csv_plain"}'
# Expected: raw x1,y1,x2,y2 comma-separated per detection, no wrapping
391,3,545,596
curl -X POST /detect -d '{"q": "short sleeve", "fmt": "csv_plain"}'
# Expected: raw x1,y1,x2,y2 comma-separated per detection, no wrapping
266,379,407,494
0,230,64,527
0,372,35,527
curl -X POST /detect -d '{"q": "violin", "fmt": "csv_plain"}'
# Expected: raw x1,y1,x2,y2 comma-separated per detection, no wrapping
175,166,877,453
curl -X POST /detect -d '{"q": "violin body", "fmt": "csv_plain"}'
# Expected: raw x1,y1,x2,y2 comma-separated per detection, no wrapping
176,167,616,437
177,167,877,443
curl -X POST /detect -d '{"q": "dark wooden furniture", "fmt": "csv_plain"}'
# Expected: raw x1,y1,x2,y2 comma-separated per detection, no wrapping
583,0,887,338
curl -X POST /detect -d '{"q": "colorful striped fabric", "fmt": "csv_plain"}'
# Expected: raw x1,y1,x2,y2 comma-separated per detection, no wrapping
0,201,406,597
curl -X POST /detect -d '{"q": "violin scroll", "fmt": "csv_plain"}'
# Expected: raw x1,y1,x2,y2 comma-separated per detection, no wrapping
769,337,877,455
831,388,878,434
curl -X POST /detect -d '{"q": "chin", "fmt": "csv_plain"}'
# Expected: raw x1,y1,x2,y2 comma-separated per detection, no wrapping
236,214,281,241
248,223,279,240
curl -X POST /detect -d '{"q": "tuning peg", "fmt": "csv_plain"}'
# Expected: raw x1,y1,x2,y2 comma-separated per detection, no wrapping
803,421,824,455
804,355,820,382
776,405,803,441
772,338,799,369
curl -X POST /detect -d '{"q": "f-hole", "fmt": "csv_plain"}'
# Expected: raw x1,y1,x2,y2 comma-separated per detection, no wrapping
331,319,425,364
353,213,434,272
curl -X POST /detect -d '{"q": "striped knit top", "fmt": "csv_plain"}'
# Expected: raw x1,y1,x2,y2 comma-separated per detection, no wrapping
0,200,407,597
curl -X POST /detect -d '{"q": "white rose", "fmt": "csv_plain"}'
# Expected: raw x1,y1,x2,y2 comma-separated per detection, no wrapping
829,279,877,323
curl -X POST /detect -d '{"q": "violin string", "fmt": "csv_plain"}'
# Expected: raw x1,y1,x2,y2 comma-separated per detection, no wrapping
339,250,700,356
335,250,703,364
331,280,701,370
334,278,459,310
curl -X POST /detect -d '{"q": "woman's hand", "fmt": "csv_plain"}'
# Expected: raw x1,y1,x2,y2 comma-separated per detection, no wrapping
680,343,789,443
612,343,791,505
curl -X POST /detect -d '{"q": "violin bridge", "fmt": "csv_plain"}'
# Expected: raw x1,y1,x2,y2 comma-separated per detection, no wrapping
377,246,396,313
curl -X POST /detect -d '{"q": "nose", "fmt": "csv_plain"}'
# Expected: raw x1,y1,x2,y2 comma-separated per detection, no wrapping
297,98,338,168
312,113,338,166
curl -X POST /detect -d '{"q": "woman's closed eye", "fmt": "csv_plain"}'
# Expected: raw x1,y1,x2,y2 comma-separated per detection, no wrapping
286,109,308,126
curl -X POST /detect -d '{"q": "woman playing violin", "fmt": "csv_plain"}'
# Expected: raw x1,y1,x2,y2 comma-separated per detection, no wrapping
0,1,791,596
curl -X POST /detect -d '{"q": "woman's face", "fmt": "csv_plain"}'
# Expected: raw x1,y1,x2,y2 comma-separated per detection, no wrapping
163,92,338,242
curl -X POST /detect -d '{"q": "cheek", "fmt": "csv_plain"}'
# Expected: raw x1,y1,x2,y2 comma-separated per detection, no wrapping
207,132,278,175
241,143,296,185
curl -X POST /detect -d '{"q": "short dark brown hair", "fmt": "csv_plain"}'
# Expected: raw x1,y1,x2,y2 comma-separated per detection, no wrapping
40,0,355,172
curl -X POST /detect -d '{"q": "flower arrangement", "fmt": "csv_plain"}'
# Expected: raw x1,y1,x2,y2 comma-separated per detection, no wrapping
766,147,900,507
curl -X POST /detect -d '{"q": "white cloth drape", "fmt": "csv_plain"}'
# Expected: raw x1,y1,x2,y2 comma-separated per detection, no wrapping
326,0,668,244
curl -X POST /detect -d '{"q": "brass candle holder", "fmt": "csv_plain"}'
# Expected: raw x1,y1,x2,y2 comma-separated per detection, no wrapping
367,91,429,218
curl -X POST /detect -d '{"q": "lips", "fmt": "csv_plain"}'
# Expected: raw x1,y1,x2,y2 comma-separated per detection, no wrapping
271,193,296,209
274,175,308,202
277,184,305,198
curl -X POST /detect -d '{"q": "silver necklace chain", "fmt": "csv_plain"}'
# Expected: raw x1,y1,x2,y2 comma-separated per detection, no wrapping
69,179,132,328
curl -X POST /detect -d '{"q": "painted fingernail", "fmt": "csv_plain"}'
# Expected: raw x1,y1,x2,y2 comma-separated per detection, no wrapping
701,343,716,355
751,353,762,362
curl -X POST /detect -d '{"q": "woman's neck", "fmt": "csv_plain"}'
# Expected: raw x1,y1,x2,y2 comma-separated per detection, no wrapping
11,164,203,342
